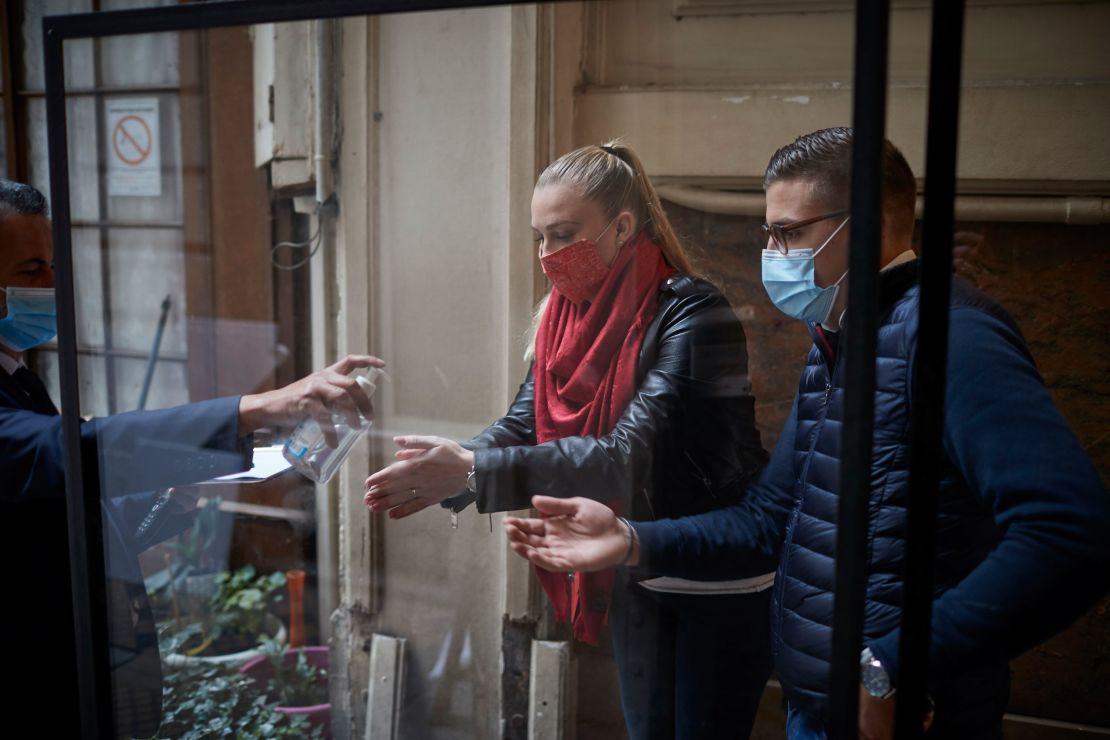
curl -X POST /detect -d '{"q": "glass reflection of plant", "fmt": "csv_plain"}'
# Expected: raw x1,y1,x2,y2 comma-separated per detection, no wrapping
168,494,225,574
258,637,329,707
147,496,224,622
161,565,287,658
157,661,323,740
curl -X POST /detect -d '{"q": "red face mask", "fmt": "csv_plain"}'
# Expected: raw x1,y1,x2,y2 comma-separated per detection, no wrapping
540,219,616,305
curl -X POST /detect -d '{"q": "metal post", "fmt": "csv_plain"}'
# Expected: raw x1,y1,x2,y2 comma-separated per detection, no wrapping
44,20,113,739
91,22,121,414
137,294,172,410
828,0,891,737
895,1,967,737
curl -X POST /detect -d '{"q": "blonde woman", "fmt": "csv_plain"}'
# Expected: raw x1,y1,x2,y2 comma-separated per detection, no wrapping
365,142,775,739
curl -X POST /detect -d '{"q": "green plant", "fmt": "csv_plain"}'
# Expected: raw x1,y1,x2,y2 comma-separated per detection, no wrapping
166,495,225,574
257,637,329,707
156,661,323,739
212,566,288,644
159,565,287,657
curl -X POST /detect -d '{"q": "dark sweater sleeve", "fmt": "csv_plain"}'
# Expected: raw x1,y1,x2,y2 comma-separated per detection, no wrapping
868,308,1110,683
630,393,799,581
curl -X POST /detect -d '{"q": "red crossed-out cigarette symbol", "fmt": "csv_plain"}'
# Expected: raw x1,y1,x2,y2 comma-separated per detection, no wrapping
112,114,153,166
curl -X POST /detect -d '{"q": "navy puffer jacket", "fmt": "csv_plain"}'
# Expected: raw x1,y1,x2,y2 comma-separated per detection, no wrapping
773,262,1011,721
633,258,1110,737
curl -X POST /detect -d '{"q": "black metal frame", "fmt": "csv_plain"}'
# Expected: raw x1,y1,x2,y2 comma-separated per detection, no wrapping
827,1,891,734
43,0,966,737
895,2,966,737
828,2,967,737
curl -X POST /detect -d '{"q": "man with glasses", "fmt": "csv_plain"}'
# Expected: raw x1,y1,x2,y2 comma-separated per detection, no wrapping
0,179,383,736
504,128,1110,739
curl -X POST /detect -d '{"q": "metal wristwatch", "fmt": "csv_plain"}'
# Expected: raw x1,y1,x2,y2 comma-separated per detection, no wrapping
860,647,896,699
464,466,493,533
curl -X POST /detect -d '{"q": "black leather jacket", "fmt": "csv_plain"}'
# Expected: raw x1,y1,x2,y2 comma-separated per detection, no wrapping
444,274,768,521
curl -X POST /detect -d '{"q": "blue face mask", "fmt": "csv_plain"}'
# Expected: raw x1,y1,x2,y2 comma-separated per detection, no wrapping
761,216,850,324
0,286,58,351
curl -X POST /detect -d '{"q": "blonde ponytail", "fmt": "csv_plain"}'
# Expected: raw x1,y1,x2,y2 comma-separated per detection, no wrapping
598,140,698,276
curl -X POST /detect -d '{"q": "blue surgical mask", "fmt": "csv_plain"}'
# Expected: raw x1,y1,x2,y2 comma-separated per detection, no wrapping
761,216,850,324
0,286,58,351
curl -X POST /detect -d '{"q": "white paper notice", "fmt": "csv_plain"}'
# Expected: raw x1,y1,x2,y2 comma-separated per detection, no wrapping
209,445,293,483
106,98,161,197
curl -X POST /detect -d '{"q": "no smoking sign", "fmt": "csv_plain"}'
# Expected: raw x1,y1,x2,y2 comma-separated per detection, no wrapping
107,98,161,197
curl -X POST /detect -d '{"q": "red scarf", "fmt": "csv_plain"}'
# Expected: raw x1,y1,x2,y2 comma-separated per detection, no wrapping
533,231,675,645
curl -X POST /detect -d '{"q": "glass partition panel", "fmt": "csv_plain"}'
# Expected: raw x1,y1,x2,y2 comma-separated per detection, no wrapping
54,19,323,739
28,2,1109,739
49,9,813,736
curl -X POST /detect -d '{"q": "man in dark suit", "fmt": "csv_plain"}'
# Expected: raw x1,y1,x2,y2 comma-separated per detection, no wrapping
0,179,380,736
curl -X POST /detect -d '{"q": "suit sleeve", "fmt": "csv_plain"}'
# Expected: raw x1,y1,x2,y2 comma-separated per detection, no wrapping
868,308,1110,684
105,489,198,551
0,396,252,503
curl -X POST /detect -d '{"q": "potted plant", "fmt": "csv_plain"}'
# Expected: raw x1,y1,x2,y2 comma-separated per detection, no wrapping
240,637,331,735
155,660,323,739
160,564,288,667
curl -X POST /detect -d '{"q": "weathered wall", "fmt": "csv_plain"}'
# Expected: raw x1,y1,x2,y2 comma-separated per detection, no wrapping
574,0,1110,188
369,7,513,734
331,7,541,738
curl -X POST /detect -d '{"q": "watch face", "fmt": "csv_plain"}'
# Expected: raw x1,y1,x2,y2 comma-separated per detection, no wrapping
861,660,892,698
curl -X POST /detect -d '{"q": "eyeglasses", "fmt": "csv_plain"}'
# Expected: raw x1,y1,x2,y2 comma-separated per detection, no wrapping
761,208,850,255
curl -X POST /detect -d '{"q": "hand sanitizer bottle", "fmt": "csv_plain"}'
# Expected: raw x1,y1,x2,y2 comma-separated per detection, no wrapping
282,366,387,483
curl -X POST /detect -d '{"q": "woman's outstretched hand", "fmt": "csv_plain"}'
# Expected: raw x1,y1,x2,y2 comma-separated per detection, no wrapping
364,435,474,519
503,496,635,572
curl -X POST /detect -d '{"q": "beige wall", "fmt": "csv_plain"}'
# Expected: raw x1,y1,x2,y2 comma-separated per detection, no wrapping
573,0,1110,190
331,7,541,738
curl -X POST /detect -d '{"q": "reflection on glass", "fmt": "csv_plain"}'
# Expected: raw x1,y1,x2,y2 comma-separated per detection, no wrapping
21,0,95,90
14,3,1109,739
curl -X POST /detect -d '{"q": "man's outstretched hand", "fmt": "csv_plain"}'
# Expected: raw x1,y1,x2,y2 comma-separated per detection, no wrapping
238,354,384,447
503,495,636,572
